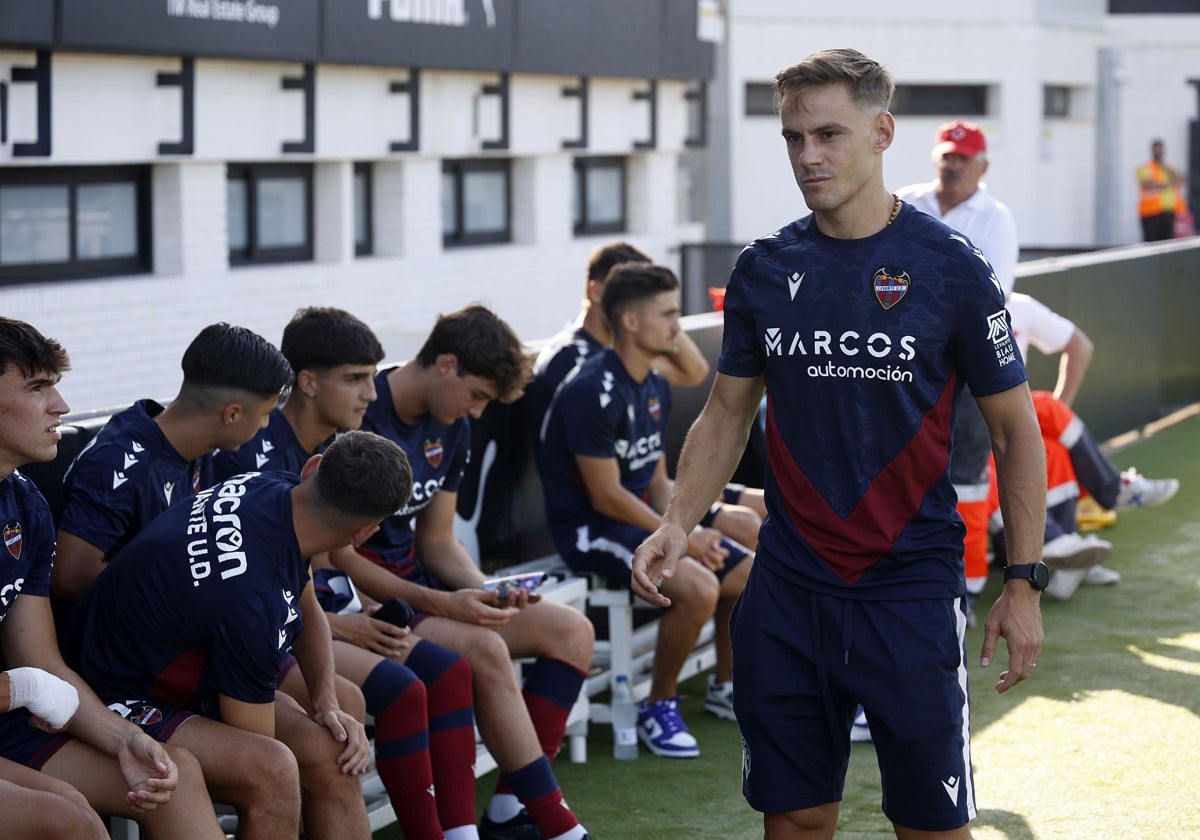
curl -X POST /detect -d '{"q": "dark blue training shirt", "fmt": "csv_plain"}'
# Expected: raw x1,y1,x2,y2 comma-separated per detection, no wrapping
540,347,672,558
359,368,470,580
528,325,605,437
0,472,55,622
60,400,211,560
72,472,308,714
719,203,1026,599
212,407,316,482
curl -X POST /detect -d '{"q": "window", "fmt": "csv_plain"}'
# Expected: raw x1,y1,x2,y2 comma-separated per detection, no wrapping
354,163,373,257
442,159,511,246
573,157,626,235
1044,86,1071,118
0,166,150,284
226,163,313,266
890,85,988,116
744,82,777,116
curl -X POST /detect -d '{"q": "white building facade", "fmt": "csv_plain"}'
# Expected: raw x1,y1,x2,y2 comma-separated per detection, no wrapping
0,1,713,408
704,0,1200,252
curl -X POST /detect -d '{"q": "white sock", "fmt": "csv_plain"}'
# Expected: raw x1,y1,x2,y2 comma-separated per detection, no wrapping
486,793,522,823
444,826,479,840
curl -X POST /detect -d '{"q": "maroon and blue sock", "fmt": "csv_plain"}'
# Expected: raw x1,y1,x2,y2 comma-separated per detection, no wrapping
361,659,441,840
502,755,579,838
406,639,477,831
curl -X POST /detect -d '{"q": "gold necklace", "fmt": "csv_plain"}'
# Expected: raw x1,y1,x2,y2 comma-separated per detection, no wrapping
887,193,901,226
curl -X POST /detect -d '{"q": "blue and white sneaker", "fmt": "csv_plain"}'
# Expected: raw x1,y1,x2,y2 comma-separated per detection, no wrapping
850,705,873,743
637,697,700,758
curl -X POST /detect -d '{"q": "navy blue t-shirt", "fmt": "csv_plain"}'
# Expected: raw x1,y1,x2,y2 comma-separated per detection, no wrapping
212,408,319,482
72,472,308,713
60,400,211,560
528,326,605,437
539,348,672,558
718,203,1026,598
0,471,55,623
359,368,470,580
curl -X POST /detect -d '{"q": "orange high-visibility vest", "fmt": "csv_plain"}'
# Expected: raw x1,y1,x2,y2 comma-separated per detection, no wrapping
1137,161,1178,217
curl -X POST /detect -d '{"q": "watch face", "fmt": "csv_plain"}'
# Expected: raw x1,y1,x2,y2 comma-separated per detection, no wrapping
1032,562,1050,591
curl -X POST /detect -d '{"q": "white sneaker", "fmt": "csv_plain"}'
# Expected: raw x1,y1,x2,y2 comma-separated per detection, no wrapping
1083,564,1122,585
850,706,872,743
1044,567,1088,600
704,676,736,722
1042,532,1112,570
1114,469,1179,511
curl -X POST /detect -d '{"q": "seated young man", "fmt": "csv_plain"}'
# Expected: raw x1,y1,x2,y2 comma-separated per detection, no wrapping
213,306,479,840
529,240,766,550
538,262,754,758
0,317,224,839
49,322,375,834
328,304,595,840
52,322,293,611
68,431,409,840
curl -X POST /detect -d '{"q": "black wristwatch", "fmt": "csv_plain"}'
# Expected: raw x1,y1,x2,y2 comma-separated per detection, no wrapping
1003,562,1050,591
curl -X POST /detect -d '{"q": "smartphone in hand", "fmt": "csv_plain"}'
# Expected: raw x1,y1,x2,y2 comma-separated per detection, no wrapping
481,571,547,602
373,598,416,628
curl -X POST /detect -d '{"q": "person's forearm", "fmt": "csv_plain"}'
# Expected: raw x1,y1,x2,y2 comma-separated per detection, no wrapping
654,332,711,388
663,409,753,532
292,598,340,713
416,538,486,590
992,423,1047,569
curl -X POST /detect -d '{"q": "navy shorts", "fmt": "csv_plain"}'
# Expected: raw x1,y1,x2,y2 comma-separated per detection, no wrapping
563,521,750,589
698,483,749,529
0,709,73,769
731,560,974,831
0,702,193,769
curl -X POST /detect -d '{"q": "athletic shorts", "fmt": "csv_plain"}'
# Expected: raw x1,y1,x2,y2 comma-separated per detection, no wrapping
563,521,750,589
0,702,192,769
0,709,73,769
698,483,749,529
731,559,975,831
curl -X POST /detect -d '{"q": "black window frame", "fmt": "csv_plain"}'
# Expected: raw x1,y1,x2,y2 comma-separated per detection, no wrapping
1043,85,1071,118
890,85,989,117
226,162,314,267
744,82,777,117
442,158,512,247
573,156,627,236
0,165,152,286
354,162,373,257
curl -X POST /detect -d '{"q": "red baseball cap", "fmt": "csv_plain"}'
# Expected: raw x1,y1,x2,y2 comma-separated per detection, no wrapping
932,120,986,158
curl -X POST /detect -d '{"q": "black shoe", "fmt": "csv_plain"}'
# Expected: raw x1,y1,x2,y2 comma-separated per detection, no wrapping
479,809,542,840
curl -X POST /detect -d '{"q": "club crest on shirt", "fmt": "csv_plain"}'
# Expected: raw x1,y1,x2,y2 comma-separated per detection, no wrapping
873,266,911,310
3,522,21,561
648,396,662,422
424,438,444,469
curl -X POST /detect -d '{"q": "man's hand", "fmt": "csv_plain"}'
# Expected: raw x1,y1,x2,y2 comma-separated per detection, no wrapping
980,585,1044,694
687,527,729,573
311,708,371,776
442,588,520,628
328,611,415,659
117,731,179,813
632,524,690,607
5,667,79,730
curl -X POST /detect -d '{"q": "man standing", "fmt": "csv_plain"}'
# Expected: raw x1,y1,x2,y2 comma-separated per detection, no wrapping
896,120,1026,617
330,304,595,840
0,317,224,838
539,262,753,757
1136,138,1186,242
71,430,408,840
634,49,1048,839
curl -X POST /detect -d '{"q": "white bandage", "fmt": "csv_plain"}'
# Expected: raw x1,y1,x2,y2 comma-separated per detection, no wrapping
6,667,80,729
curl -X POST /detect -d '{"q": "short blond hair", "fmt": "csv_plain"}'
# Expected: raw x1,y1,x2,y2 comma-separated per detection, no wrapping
774,48,894,115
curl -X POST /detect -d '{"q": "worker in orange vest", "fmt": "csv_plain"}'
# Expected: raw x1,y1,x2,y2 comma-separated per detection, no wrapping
1136,138,1187,241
